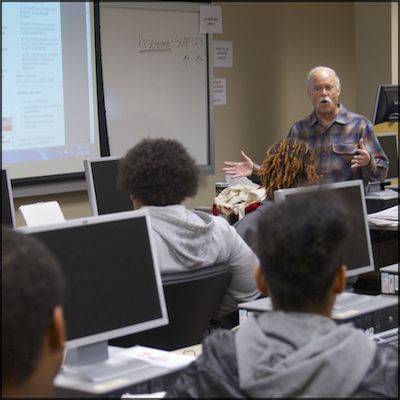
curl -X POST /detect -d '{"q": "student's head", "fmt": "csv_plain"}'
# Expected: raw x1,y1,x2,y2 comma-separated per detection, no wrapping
307,66,341,118
118,137,199,206
254,193,349,315
2,226,66,398
259,138,318,199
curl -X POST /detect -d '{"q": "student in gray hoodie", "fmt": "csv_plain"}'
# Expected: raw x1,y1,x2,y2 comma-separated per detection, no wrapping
118,138,260,320
165,193,398,398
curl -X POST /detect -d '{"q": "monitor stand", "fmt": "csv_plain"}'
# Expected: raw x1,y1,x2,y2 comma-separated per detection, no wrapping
61,341,151,383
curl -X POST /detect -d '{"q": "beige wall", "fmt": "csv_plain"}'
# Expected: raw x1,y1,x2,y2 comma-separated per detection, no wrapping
391,2,398,85
13,2,396,225
354,2,393,121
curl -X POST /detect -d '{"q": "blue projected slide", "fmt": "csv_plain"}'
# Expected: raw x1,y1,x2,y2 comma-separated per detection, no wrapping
2,2,100,180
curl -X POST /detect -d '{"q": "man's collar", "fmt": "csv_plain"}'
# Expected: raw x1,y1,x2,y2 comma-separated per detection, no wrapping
310,104,347,126
335,104,348,124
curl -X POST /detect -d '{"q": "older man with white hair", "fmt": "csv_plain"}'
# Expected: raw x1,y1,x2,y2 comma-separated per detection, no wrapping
223,66,388,186
287,66,388,184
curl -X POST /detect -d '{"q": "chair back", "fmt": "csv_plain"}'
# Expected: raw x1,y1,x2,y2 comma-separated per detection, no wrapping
110,264,232,350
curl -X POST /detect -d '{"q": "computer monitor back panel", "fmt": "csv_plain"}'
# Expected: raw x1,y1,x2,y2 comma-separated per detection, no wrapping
84,156,133,216
274,180,374,278
18,210,168,349
377,133,399,183
2,168,16,228
373,84,399,125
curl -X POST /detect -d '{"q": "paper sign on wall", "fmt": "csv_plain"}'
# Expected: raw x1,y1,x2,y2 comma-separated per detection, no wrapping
213,78,226,106
213,41,233,68
200,5,222,33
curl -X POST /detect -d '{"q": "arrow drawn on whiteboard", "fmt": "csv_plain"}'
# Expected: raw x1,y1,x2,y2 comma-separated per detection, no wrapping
183,55,190,65
195,55,203,64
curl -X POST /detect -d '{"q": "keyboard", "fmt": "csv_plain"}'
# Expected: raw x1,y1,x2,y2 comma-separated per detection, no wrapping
365,190,399,200
371,327,398,348
62,356,159,383
333,292,371,310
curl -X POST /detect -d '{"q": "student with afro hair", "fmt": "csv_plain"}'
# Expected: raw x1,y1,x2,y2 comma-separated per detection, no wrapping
118,138,260,320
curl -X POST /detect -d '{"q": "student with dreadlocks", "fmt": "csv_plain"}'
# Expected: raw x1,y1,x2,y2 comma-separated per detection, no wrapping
234,137,318,247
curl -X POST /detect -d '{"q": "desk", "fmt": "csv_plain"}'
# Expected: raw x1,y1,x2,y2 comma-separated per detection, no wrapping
173,343,203,358
238,294,398,334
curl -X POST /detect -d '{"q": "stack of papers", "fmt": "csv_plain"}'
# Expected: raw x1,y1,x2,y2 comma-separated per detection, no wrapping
114,345,196,369
367,205,399,230
225,174,259,189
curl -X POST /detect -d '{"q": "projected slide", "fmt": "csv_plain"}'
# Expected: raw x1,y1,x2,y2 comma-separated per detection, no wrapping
2,3,65,151
2,2,100,180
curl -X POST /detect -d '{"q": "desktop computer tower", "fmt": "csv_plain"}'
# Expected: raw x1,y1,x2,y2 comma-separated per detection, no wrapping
333,294,398,335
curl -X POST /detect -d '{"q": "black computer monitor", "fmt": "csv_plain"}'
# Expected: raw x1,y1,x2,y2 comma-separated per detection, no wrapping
18,209,168,382
1,168,16,228
84,156,133,216
274,180,374,278
373,84,399,125
377,133,399,183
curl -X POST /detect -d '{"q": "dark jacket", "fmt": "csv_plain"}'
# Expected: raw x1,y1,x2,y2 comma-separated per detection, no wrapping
166,313,398,398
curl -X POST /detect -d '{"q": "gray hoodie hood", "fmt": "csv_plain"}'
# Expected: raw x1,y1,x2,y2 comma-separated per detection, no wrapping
145,205,216,269
235,311,377,398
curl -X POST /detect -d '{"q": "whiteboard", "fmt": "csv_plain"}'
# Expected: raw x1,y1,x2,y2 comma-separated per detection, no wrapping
99,2,214,173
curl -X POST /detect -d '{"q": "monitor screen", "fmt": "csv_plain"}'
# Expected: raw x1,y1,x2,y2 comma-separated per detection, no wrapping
18,210,168,378
274,180,374,278
373,84,399,125
377,133,399,182
84,156,133,216
1,168,16,228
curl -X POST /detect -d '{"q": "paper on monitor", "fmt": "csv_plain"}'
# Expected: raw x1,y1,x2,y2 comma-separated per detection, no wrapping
19,201,66,227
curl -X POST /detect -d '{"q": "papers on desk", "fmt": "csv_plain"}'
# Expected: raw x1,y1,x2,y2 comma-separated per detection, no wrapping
367,205,399,230
121,391,165,398
115,345,196,369
225,174,259,188
117,346,195,399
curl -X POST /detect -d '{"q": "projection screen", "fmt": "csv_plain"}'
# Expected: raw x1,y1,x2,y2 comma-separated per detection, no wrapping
2,2,100,181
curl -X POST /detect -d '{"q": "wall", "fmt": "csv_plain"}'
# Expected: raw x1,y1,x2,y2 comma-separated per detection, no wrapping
13,2,395,225
354,2,393,121
390,2,398,85
210,1,357,177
